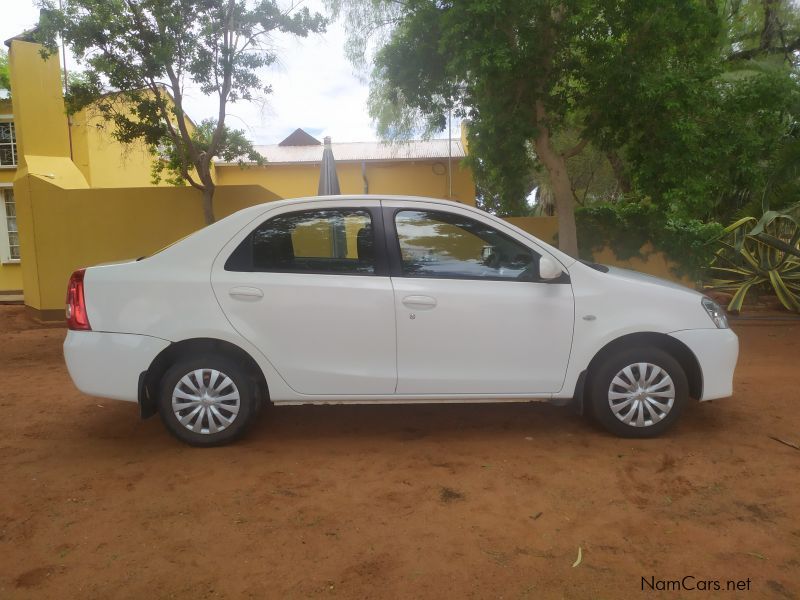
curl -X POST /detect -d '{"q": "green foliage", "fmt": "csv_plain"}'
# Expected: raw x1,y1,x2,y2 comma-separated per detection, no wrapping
628,61,800,223
0,49,10,92
576,201,724,279
151,118,263,186
706,210,800,312
36,0,326,223
335,0,722,215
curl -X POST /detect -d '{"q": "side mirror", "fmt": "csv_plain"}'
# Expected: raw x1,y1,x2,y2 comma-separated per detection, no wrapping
539,255,564,280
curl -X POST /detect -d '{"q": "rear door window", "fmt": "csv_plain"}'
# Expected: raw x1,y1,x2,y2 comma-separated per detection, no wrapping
226,209,376,274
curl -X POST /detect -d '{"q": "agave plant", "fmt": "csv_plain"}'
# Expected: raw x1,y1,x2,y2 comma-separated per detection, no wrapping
706,204,800,313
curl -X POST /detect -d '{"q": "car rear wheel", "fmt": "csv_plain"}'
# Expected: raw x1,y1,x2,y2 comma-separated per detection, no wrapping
158,354,256,446
588,347,688,438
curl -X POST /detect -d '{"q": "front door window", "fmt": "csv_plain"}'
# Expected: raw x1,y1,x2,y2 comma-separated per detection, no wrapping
394,210,538,281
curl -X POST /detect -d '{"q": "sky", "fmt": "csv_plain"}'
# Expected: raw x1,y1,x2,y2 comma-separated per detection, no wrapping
0,0,384,145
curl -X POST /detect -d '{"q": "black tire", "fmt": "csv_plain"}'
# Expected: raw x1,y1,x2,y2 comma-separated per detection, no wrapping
158,354,256,446
588,346,688,438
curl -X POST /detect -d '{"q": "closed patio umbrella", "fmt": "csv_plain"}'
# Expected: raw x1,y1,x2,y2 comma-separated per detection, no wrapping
317,136,346,256
317,136,341,195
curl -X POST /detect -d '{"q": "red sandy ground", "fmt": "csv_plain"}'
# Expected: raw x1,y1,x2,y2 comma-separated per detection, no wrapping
0,305,798,599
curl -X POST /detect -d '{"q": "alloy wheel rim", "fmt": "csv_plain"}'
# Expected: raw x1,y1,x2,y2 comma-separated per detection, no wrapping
608,362,675,428
171,368,240,435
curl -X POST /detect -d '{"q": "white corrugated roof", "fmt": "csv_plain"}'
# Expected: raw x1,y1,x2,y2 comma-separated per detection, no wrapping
215,139,467,165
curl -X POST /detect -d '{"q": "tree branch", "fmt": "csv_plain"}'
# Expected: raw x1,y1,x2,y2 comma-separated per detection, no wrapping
562,137,589,159
727,35,800,61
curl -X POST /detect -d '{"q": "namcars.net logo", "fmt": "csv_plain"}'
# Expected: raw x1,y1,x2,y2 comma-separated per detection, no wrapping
642,576,752,592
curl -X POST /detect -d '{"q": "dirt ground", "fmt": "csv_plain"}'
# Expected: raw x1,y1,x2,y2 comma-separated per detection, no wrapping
0,305,798,599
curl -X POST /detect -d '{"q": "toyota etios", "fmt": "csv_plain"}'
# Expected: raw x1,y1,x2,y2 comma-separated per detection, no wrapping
64,196,738,445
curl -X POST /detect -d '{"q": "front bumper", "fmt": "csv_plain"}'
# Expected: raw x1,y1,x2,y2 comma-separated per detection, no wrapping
669,328,739,401
64,330,170,402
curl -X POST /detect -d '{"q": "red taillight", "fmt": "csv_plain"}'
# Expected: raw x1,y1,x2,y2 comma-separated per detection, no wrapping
66,269,91,331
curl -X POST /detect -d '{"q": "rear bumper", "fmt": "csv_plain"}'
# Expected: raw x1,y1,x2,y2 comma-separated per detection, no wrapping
669,328,739,401
64,331,170,402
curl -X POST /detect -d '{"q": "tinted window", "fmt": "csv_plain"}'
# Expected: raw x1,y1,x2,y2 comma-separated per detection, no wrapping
228,209,376,274
394,210,539,281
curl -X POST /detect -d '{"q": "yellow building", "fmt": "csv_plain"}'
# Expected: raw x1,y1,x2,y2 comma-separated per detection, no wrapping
215,128,475,205
2,36,478,319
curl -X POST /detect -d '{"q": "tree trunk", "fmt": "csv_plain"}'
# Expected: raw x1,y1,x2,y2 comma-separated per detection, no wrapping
202,183,216,225
545,154,579,257
760,0,780,51
534,103,579,257
606,150,632,195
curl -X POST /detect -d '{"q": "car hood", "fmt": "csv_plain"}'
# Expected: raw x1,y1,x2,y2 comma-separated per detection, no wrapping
602,265,702,297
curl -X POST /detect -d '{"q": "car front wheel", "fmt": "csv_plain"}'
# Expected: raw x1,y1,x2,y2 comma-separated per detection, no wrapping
158,354,256,446
588,347,688,438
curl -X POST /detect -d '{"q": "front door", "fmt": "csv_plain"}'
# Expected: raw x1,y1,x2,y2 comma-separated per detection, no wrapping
386,203,575,395
212,202,397,395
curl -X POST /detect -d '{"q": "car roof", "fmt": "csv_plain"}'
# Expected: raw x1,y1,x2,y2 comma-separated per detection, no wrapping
231,194,461,217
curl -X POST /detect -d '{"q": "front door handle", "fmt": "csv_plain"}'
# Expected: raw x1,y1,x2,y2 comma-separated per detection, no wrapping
229,286,264,300
402,295,437,310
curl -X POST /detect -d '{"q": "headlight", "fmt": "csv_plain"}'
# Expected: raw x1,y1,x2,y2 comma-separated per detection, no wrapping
702,296,729,329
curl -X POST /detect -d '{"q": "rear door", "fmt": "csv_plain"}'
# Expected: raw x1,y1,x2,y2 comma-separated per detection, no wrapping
384,201,575,395
212,200,397,395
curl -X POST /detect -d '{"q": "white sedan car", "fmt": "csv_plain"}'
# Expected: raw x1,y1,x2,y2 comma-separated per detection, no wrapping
64,196,738,445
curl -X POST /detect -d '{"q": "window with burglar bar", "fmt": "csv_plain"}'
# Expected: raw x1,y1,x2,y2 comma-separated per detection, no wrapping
0,121,17,167
1,188,19,261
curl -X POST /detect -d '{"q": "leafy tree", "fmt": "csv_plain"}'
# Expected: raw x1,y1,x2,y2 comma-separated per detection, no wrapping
626,0,800,224
331,0,722,256
37,0,326,224
0,49,10,92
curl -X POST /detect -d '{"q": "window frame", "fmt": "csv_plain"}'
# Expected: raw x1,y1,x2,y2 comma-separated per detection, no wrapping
384,206,566,284
225,206,389,276
0,118,17,169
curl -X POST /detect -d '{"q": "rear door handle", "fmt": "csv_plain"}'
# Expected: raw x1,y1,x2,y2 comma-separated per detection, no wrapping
402,295,437,310
229,286,264,300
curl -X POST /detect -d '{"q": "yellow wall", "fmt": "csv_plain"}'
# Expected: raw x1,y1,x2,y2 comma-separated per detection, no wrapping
6,43,71,160
0,263,22,292
590,244,693,286
216,159,476,205
505,216,559,245
70,101,199,188
16,179,279,314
